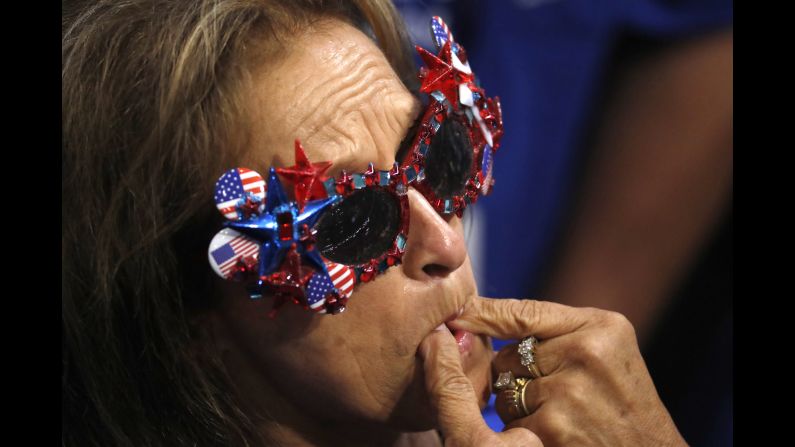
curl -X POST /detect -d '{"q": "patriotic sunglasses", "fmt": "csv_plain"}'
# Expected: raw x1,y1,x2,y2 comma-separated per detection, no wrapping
207,16,503,316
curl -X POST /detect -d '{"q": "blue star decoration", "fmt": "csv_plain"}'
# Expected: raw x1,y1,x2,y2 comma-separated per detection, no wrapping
226,167,340,288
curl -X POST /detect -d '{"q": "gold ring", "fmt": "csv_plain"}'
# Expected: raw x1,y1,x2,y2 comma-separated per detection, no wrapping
504,377,531,418
517,377,531,415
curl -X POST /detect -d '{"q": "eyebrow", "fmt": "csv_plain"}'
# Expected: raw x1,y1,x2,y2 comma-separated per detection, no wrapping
394,95,424,165
326,94,423,177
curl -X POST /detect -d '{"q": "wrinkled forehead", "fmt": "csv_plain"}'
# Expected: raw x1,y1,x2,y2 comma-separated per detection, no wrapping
247,18,420,175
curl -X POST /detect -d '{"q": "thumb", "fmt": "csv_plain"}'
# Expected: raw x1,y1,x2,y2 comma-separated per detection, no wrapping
418,325,543,447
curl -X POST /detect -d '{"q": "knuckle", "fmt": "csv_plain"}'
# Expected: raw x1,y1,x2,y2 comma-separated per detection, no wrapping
601,310,637,340
571,335,609,363
595,309,623,327
558,378,588,407
514,299,542,332
470,428,500,447
514,429,540,446
535,407,568,437
503,426,540,446
447,428,496,447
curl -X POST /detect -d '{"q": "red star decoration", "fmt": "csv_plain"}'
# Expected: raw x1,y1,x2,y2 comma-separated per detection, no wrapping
299,223,316,252
486,96,504,147
358,260,381,283
389,162,401,180
237,194,262,220
231,256,258,279
262,244,317,317
281,245,313,286
385,245,403,267
335,170,353,195
323,292,347,315
276,139,332,210
363,163,377,186
416,42,474,109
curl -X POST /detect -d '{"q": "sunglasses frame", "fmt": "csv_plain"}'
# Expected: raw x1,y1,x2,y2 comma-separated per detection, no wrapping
318,161,410,284
399,89,503,217
208,16,504,315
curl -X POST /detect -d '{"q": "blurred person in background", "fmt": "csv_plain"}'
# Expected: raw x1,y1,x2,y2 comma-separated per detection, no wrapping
396,0,732,445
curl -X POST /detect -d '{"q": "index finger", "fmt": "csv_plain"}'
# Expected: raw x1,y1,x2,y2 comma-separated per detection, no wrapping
447,297,592,340
419,325,544,447
418,325,493,442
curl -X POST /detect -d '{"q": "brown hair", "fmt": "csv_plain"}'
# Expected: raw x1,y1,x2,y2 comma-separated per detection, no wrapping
62,1,415,445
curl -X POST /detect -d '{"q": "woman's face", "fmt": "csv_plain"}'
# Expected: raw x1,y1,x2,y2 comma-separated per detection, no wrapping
211,18,492,432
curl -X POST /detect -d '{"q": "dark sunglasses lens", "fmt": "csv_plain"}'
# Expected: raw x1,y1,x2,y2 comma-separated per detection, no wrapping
424,118,473,198
314,188,401,265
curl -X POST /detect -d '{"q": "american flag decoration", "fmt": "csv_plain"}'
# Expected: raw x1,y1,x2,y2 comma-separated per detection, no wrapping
430,16,469,76
326,261,355,298
208,228,260,280
305,270,337,312
430,16,453,51
428,17,489,147
306,260,356,314
413,16,503,217
214,168,266,220
480,144,494,195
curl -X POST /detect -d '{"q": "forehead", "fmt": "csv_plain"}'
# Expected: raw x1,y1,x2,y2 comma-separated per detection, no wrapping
247,18,420,174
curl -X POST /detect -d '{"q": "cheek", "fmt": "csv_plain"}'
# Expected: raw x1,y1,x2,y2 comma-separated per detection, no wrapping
227,269,428,423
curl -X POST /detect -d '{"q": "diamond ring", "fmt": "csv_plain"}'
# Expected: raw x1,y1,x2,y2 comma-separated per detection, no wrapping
494,371,517,391
518,336,543,378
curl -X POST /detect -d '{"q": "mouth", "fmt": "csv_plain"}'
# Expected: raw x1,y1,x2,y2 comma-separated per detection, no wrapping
441,306,474,357
448,324,474,357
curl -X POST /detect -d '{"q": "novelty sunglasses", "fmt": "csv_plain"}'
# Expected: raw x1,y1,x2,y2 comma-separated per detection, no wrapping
208,16,504,315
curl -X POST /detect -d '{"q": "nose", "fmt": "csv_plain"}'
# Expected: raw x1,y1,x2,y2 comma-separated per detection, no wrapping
400,188,468,280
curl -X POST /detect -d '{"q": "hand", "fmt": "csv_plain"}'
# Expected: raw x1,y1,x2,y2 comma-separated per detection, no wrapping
419,324,543,447
450,297,687,447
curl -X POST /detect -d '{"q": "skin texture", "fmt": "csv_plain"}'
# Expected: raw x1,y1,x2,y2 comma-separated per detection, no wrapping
206,19,492,446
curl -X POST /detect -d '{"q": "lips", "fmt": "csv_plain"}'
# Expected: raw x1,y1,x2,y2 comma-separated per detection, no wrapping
441,305,474,356
422,298,477,359
447,324,474,356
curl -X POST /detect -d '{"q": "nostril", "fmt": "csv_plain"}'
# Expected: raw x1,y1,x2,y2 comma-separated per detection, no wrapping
422,263,450,278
